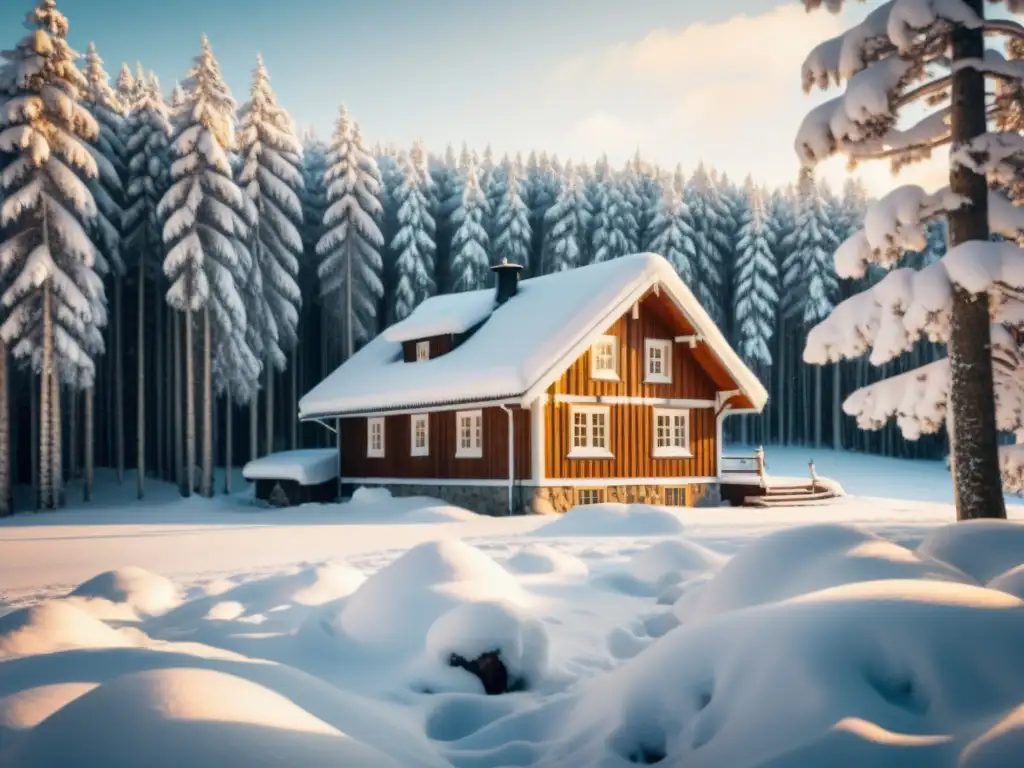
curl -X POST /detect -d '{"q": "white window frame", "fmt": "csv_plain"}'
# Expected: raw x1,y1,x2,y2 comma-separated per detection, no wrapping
455,410,483,459
410,413,429,457
644,338,673,384
415,340,430,361
367,417,385,458
652,407,691,458
568,405,613,459
589,334,620,381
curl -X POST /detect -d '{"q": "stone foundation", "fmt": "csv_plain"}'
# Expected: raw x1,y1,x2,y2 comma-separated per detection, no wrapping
342,481,723,516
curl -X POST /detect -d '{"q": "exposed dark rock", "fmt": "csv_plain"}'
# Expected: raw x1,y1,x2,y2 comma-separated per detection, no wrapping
449,650,510,695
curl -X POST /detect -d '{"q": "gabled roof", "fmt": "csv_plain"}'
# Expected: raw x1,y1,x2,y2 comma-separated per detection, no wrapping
298,253,769,419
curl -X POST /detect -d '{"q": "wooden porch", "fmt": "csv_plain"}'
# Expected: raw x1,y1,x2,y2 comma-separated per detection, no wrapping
719,449,843,507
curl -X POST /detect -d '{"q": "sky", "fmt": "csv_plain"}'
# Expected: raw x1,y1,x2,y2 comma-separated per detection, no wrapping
2,0,950,194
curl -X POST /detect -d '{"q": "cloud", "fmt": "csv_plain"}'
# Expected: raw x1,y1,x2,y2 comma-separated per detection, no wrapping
548,3,947,196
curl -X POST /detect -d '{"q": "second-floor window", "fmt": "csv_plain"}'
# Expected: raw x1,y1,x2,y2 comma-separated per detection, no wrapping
416,340,430,361
590,335,619,380
644,339,672,384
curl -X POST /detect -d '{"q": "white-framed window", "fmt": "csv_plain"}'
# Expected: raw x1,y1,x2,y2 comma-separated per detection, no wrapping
577,488,604,506
410,413,429,456
568,405,613,458
644,338,673,384
367,417,385,458
652,408,691,458
590,334,619,381
455,410,483,459
415,340,430,361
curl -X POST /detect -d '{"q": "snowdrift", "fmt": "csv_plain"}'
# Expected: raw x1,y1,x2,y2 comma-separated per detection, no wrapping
533,503,686,537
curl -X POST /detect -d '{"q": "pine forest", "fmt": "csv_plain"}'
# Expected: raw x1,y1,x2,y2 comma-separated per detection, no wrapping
0,0,958,515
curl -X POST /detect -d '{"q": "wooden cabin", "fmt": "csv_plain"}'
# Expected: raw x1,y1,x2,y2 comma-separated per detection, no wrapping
299,253,769,514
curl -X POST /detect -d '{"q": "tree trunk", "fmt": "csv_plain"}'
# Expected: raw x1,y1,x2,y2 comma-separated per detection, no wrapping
0,341,8,516
224,387,232,495
137,259,145,499
947,2,1006,520
51,363,63,508
68,390,77,479
202,307,213,497
84,387,94,502
813,365,822,448
30,370,38,510
155,282,163,480
776,323,785,444
184,309,195,497
40,284,53,509
250,394,258,459
265,365,274,455
290,351,298,450
115,274,125,484
174,311,184,491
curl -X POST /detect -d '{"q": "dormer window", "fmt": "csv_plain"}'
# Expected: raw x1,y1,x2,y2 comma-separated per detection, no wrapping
415,340,430,361
590,335,619,381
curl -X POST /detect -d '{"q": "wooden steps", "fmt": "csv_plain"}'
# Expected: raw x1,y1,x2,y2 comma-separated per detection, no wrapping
743,483,842,508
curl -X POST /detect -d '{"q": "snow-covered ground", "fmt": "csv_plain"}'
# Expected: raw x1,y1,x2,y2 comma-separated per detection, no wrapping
1,447,1024,767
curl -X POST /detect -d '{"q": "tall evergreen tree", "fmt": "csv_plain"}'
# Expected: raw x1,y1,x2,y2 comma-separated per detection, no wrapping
686,163,729,325
123,72,171,497
492,161,532,269
542,160,591,273
0,0,107,509
591,160,637,263
648,166,697,285
449,157,490,291
317,106,384,357
237,55,303,455
390,142,436,321
159,36,252,497
733,178,778,367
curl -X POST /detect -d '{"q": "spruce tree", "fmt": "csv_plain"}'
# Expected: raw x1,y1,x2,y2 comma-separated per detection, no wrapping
648,166,697,285
591,160,636,263
391,142,436,321
449,157,490,291
492,160,532,269
686,164,730,326
159,36,253,497
733,178,779,368
542,160,591,273
0,0,108,509
317,106,384,356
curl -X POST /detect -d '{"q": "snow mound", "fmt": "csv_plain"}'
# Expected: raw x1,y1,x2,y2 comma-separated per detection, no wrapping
0,667,401,768
334,539,530,651
503,544,589,576
918,520,1024,584
509,579,1024,767
988,565,1024,600
425,602,549,691
534,503,686,538
627,540,726,587
676,523,969,623
241,448,338,486
397,504,480,523
0,683,98,746
0,601,136,658
960,703,1024,768
68,567,181,617
350,486,392,504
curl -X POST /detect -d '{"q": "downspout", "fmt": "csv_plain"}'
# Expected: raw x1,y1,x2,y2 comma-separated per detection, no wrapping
500,404,514,515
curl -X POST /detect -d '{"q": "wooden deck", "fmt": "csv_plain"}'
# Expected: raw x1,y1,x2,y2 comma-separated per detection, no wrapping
719,453,842,507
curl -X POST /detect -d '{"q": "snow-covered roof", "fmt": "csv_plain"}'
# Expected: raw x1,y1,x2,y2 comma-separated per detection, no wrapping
242,449,339,486
299,253,769,418
383,290,495,343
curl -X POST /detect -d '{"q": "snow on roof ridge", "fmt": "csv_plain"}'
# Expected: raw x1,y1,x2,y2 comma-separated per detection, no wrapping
299,253,767,418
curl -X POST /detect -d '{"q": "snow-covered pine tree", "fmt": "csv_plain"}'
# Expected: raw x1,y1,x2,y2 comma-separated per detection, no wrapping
634,151,663,251
431,143,460,293
390,142,436,321
317,105,384,357
527,151,558,273
733,177,778,379
647,165,697,286
798,0,1024,518
492,160,532,270
237,55,304,456
619,154,644,252
0,0,108,509
685,163,730,327
542,160,592,273
122,72,171,497
375,147,404,330
449,156,490,291
115,63,134,114
159,36,253,498
769,186,798,445
80,41,125,500
590,159,637,263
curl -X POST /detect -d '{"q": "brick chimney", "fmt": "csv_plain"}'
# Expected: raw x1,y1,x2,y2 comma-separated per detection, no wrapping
491,257,523,306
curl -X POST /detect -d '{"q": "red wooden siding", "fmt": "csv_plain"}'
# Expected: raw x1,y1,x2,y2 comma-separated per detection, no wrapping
339,406,531,480
544,290,721,479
